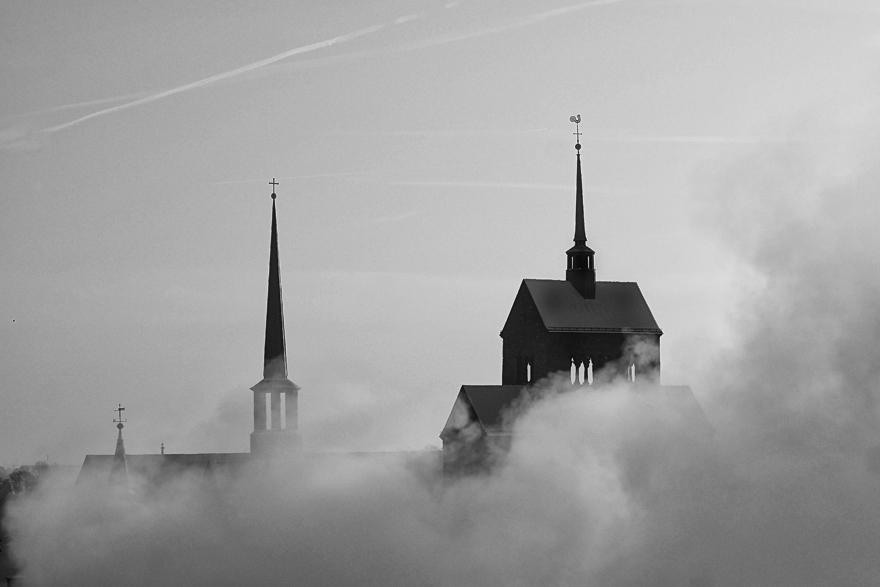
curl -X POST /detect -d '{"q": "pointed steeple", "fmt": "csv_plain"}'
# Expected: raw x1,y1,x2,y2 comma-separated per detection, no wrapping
109,404,129,492
573,151,587,245
565,116,596,299
263,191,287,379
250,179,300,455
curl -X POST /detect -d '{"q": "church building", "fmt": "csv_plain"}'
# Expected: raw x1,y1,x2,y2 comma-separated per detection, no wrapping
76,183,303,491
440,121,705,476
75,121,705,490
501,134,662,387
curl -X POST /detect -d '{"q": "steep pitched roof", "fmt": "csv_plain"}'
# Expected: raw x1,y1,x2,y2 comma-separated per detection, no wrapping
441,385,532,438
440,384,712,444
261,196,292,382
521,279,662,334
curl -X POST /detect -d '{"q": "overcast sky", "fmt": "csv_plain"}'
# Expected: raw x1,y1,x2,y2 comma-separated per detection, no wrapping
2,0,879,466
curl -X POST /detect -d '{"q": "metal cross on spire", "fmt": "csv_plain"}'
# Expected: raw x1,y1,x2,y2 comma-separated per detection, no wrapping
270,178,279,200
113,404,126,424
570,114,582,152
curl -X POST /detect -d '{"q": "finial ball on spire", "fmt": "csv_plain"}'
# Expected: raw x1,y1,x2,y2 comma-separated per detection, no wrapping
571,115,582,152
117,422,124,430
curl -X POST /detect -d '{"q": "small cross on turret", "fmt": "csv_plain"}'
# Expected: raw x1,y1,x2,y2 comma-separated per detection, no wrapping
270,178,279,200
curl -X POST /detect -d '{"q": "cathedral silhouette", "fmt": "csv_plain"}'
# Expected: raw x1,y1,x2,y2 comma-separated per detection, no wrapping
77,126,707,489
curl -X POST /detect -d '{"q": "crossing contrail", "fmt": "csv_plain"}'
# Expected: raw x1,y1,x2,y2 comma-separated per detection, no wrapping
583,135,797,144
389,180,685,196
211,171,371,185
401,0,630,51
0,92,150,125
34,0,632,135
39,22,390,134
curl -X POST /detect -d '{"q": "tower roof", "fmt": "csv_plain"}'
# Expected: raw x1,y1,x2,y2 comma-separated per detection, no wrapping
567,130,594,256
263,195,287,379
253,183,299,394
573,152,587,245
502,280,662,335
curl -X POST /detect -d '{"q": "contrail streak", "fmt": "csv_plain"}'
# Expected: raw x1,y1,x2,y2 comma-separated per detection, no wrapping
0,92,150,124
585,135,797,144
389,181,684,196
34,0,633,134
40,23,388,134
212,171,370,185
333,128,548,136
402,0,630,51
392,181,570,191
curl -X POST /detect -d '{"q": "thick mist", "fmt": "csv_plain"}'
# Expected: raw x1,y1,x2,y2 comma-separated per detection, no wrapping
7,109,880,585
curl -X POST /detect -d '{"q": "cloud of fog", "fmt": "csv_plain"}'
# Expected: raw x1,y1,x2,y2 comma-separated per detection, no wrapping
7,104,880,585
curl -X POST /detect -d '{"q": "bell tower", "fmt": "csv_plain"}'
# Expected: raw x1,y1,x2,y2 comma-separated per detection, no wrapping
250,179,300,455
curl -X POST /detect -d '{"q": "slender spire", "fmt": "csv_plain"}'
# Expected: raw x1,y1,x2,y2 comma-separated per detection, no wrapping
570,114,587,245
109,404,129,490
566,115,596,299
251,180,301,455
263,180,287,379
574,151,587,245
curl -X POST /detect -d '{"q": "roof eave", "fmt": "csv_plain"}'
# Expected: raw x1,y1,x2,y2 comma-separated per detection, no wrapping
545,327,663,335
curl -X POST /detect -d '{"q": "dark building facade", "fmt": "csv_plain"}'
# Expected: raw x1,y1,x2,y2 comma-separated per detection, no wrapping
441,133,690,476
501,146,661,387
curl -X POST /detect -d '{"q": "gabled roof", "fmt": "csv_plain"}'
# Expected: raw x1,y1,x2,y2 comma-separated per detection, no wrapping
521,279,662,334
440,383,712,443
441,385,532,438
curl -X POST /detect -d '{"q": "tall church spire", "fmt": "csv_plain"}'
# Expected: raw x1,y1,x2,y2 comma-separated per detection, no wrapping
263,187,287,379
565,116,596,299
573,143,587,245
250,179,300,455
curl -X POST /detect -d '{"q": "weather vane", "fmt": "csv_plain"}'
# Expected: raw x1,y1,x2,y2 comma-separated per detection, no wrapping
269,178,279,200
570,115,582,153
113,403,126,430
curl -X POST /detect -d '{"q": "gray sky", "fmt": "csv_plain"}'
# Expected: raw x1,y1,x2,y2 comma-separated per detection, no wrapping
2,0,879,465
